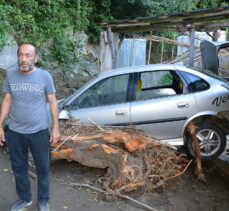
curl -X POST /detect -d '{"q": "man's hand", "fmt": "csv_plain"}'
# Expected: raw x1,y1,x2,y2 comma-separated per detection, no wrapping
47,94,60,144
0,93,11,146
50,127,60,144
0,128,5,146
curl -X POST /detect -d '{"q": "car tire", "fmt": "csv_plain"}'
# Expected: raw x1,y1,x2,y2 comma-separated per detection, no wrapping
185,122,227,162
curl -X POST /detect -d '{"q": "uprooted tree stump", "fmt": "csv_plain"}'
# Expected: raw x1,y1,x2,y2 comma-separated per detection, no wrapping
186,123,206,182
51,119,194,193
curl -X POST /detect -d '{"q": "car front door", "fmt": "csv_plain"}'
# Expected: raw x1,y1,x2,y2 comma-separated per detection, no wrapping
68,73,133,126
130,70,197,140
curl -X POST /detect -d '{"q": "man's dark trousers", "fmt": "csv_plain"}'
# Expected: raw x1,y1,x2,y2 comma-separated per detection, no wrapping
6,128,50,203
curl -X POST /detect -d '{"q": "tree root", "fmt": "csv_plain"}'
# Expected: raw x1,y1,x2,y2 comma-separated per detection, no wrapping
51,119,192,193
186,123,206,183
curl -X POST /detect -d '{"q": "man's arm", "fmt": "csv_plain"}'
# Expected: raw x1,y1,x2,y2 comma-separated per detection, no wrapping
0,93,11,146
47,94,60,144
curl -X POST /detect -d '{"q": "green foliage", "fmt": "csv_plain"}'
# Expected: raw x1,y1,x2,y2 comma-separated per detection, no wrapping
110,0,196,19
86,0,112,43
0,4,14,49
0,0,102,69
0,0,114,68
0,0,227,69
51,31,85,69
196,0,229,8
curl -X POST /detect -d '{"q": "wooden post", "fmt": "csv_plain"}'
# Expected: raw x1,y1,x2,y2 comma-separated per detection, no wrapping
160,40,164,63
189,27,195,67
147,31,153,64
113,33,119,68
107,27,118,69
171,33,175,60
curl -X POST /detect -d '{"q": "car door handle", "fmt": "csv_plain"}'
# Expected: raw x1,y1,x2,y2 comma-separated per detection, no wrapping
177,102,189,108
115,110,127,116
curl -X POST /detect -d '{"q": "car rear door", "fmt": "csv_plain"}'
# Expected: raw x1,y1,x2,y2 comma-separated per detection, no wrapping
68,73,133,126
130,69,197,140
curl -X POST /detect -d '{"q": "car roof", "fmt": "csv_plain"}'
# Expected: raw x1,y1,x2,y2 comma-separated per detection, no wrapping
96,63,222,79
96,63,212,79
95,64,224,86
98,64,177,78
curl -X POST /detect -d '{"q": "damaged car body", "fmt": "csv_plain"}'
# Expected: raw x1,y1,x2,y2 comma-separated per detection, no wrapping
55,64,229,162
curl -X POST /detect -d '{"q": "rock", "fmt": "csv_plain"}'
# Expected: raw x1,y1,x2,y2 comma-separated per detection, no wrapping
0,37,18,72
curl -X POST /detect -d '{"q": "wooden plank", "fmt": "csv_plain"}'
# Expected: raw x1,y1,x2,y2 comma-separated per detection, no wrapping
134,34,199,48
107,27,118,69
103,7,229,33
107,19,229,33
147,32,153,64
113,33,119,69
103,6,229,26
108,17,229,31
160,40,164,63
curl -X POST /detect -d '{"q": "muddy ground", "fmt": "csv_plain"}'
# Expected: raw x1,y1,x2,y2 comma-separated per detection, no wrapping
0,146,229,211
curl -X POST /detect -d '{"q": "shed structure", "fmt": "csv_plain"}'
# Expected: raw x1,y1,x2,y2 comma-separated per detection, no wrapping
102,6,229,70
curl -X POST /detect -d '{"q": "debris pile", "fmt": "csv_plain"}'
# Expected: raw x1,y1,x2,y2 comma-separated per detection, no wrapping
51,119,191,193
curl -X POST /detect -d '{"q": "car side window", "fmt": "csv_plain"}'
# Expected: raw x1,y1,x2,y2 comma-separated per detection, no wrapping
182,72,210,92
135,70,184,101
76,74,130,108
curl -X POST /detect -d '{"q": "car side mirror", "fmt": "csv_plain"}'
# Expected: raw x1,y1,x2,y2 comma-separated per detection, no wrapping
58,109,70,120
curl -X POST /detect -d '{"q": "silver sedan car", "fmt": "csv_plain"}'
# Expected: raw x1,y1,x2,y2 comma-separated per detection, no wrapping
57,64,229,161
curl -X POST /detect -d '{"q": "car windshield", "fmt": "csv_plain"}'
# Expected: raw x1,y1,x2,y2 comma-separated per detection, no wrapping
59,76,98,106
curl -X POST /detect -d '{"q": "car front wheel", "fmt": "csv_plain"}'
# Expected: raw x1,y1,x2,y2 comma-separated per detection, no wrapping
185,122,227,162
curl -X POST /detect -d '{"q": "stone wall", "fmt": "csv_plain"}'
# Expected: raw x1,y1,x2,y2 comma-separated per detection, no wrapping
0,37,18,72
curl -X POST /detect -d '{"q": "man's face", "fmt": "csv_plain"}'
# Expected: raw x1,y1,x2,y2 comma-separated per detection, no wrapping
18,44,38,73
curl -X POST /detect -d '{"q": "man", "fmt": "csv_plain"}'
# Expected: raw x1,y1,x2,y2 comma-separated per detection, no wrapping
0,44,60,211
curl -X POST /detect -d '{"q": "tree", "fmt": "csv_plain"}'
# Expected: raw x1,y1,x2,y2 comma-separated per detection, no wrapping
196,0,229,8
110,0,196,19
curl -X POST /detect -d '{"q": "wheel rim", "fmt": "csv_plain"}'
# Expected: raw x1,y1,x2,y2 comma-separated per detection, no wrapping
195,128,221,157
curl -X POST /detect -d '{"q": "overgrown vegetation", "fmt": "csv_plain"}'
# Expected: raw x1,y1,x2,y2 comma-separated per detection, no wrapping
0,0,111,68
0,0,228,69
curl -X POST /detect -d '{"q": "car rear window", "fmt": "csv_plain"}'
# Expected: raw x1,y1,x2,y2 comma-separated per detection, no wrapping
182,72,210,92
